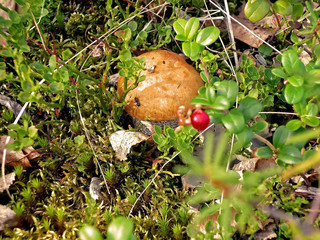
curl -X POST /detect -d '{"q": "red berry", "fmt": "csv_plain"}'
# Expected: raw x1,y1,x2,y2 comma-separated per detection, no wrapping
191,108,210,131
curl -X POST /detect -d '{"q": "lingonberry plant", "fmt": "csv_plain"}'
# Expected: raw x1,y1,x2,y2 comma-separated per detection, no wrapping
2,0,320,239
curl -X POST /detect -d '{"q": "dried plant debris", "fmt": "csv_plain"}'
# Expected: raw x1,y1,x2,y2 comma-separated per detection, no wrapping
232,3,276,48
0,172,15,194
109,130,149,161
233,155,277,172
0,95,23,118
89,177,103,201
0,205,18,231
254,222,277,240
0,136,40,168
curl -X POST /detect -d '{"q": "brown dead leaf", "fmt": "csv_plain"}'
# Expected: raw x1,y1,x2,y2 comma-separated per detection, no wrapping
0,204,18,231
22,145,41,161
233,155,276,172
0,172,15,193
0,135,40,168
231,3,276,48
254,222,277,240
109,130,149,161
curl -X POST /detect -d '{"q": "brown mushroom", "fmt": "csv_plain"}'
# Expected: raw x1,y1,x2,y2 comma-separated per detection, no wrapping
117,50,204,122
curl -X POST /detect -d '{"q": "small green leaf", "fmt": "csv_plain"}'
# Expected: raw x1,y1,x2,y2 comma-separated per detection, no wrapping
6,141,23,151
8,10,21,24
175,34,187,41
28,126,38,139
272,0,293,16
305,103,318,116
287,75,303,87
196,26,220,46
222,109,245,134
256,147,273,158
271,68,287,78
290,32,299,44
284,84,304,104
211,95,230,111
238,97,263,121
79,225,103,240
107,217,134,240
215,80,238,106
282,50,304,76
173,18,187,36
286,119,302,131
49,82,65,92
49,55,56,71
302,116,320,127
21,79,34,92
18,92,30,102
252,120,268,133
9,131,17,139
185,17,199,40
21,137,34,148
8,124,20,131
244,0,270,22
278,145,302,164
273,125,289,149
182,41,202,60
236,127,253,147
308,69,320,84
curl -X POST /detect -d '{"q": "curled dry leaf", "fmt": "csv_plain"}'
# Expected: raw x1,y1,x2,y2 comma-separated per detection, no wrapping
0,95,23,118
233,155,277,172
0,135,40,168
109,130,149,161
0,204,18,231
231,3,276,48
0,172,15,193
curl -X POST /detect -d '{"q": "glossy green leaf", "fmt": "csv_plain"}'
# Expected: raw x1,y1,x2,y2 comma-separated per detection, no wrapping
278,145,302,164
235,126,253,147
273,125,289,149
272,0,293,16
175,34,187,41
256,146,273,158
308,69,320,84
79,225,103,240
238,97,263,121
305,103,318,116
284,84,304,104
211,95,230,110
215,80,238,106
287,75,303,87
286,119,302,131
244,0,270,22
196,26,220,46
182,41,202,60
302,116,320,127
271,68,287,78
252,120,268,133
222,109,245,134
107,217,134,240
173,18,187,36
185,17,199,40
282,50,303,76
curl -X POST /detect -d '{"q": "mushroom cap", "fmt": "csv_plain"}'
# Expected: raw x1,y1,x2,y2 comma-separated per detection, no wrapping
117,50,204,121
